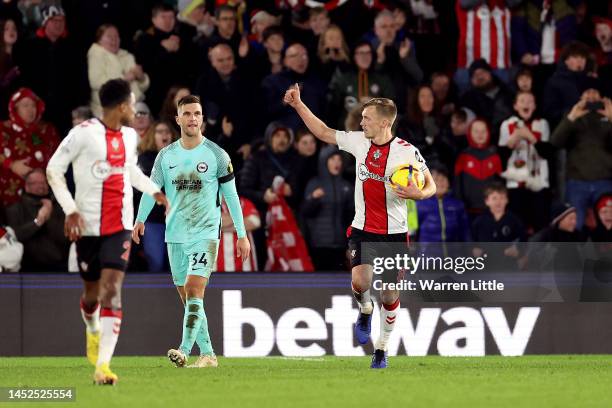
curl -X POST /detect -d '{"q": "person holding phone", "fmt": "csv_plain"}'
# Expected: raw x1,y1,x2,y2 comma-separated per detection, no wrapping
551,80,612,229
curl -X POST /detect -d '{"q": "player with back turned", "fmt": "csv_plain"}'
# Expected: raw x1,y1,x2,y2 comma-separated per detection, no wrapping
284,84,436,368
46,79,170,385
133,95,249,368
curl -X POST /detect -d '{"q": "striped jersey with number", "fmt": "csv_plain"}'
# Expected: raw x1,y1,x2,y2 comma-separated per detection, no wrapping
336,131,427,234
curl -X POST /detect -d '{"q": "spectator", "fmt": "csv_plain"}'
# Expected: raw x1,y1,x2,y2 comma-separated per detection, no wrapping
514,67,535,94
133,3,197,115
530,202,586,242
542,41,591,126
499,90,553,231
294,129,319,207
294,7,330,57
527,202,587,297
133,101,152,139
5,168,69,271
0,18,21,119
0,224,22,272
460,58,514,140
368,9,423,110
471,183,527,269
177,0,214,41
87,24,150,118
198,4,242,64
405,0,448,75
217,197,261,272
315,25,351,84
240,122,301,268
454,0,517,92
240,121,300,215
396,84,451,165
19,5,88,133
251,25,285,83
0,88,60,206
302,147,353,271
454,118,503,216
71,106,93,127
438,107,474,170
416,166,471,243
511,0,578,69
430,72,458,120
328,40,394,129
135,121,178,272
194,44,256,168
550,84,612,228
589,193,612,242
159,86,190,125
248,9,281,53
261,43,326,131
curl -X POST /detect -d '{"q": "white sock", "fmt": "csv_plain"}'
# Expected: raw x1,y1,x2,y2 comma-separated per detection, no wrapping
351,283,373,314
80,298,100,333
375,299,400,351
97,308,122,366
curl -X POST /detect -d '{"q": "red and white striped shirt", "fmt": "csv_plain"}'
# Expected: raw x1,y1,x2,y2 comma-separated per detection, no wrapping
217,197,259,272
336,131,427,235
456,0,511,69
46,118,160,236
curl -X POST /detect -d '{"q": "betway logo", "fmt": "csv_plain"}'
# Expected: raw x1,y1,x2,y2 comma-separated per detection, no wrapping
222,291,540,357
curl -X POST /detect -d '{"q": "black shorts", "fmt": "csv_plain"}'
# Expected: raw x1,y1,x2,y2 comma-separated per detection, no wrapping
76,230,132,281
347,227,408,269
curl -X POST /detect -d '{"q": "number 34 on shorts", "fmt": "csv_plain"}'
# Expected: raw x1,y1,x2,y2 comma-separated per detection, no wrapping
167,240,219,286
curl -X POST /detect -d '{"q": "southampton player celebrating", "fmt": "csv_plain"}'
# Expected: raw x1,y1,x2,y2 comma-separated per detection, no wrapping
284,85,436,368
46,79,170,385
133,95,249,368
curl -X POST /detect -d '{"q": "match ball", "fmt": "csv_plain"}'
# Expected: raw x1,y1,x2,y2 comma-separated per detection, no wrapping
390,165,425,190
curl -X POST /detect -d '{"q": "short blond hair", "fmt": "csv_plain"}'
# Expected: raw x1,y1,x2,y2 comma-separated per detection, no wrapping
362,98,397,125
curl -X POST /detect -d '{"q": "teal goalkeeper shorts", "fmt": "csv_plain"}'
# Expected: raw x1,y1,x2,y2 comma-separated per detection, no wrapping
167,239,219,286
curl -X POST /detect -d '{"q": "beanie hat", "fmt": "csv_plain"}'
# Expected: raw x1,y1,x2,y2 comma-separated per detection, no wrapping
550,202,576,226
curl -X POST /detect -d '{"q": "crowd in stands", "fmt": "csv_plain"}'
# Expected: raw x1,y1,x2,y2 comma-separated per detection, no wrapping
0,0,611,273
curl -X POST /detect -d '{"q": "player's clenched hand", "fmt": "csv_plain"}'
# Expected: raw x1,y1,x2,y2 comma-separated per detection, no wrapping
283,83,301,108
236,237,251,261
390,181,423,200
64,212,86,242
132,222,145,244
154,192,170,215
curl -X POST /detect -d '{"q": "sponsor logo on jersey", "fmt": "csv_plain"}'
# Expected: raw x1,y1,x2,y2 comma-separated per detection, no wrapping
91,160,123,180
91,160,111,180
197,162,208,173
227,162,233,174
357,163,389,183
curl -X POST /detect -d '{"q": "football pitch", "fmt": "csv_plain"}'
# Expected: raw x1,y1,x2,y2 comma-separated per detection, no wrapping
1,356,611,408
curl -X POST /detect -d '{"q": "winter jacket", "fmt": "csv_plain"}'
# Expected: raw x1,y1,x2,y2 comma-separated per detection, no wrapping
5,193,69,271
239,121,300,215
459,80,514,138
302,146,354,249
542,63,588,126
550,113,612,181
416,194,471,242
454,121,503,211
87,43,150,118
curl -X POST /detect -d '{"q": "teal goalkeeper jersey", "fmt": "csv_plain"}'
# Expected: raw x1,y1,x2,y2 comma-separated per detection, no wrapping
136,138,237,243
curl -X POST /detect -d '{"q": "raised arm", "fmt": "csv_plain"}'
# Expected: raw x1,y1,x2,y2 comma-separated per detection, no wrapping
283,83,337,145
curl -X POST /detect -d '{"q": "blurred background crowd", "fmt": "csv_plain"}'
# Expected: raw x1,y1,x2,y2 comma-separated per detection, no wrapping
0,0,610,273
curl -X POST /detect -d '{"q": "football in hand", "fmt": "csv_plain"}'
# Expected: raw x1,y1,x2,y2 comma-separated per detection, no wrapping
389,165,425,190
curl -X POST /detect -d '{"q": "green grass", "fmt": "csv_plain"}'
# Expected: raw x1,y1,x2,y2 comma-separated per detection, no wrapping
1,356,612,408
